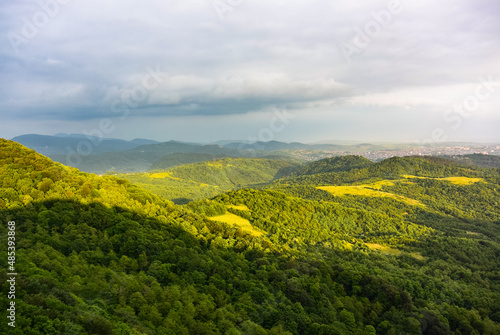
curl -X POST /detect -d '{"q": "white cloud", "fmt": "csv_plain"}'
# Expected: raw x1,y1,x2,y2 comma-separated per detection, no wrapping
349,82,500,108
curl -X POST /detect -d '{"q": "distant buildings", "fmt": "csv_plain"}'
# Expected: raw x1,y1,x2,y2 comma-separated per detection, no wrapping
289,144,500,162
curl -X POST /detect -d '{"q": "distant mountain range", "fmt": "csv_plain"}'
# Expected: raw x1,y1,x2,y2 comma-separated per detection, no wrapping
12,134,159,156
9,134,346,173
9,134,280,173
7,134,500,174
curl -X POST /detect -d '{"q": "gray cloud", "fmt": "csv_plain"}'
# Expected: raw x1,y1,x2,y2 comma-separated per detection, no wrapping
1,0,499,142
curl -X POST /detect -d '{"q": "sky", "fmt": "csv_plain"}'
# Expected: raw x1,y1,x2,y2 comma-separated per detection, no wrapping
1,0,499,144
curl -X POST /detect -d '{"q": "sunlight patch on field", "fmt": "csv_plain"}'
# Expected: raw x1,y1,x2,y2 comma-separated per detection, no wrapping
365,243,402,255
365,243,425,260
319,174,483,205
402,175,484,185
317,185,422,206
341,241,353,250
227,204,250,211
364,180,397,189
149,172,182,181
149,172,169,178
206,162,222,167
149,172,211,188
438,177,484,185
209,212,263,236
409,252,426,261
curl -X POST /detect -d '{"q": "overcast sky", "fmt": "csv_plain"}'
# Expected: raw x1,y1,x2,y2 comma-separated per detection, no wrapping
1,0,499,144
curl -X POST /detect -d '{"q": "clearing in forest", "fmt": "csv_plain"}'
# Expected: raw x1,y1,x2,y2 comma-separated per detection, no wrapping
149,172,210,187
365,243,425,260
227,204,250,211
401,175,484,185
209,212,263,236
365,243,402,255
317,184,422,206
437,176,484,185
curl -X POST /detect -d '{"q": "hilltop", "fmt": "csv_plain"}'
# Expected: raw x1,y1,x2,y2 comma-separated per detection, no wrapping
442,153,500,169
290,155,374,176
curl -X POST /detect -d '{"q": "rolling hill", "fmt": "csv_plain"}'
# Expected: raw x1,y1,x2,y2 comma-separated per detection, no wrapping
117,157,301,204
149,153,218,170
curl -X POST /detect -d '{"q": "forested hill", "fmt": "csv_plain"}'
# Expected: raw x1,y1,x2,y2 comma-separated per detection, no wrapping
1,139,500,334
149,153,219,170
162,158,299,188
275,155,495,187
117,157,301,204
442,154,500,169
290,155,374,176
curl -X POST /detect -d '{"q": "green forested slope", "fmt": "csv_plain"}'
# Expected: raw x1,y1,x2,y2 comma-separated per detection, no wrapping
273,156,493,187
290,155,374,177
117,158,300,203
1,140,500,334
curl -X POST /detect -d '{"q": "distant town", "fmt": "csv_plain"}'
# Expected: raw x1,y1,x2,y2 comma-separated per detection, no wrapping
290,144,500,162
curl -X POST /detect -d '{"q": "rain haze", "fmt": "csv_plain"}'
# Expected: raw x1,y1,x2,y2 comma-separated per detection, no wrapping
1,0,499,143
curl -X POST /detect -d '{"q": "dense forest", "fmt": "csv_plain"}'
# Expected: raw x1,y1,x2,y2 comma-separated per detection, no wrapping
289,156,374,176
1,139,500,334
